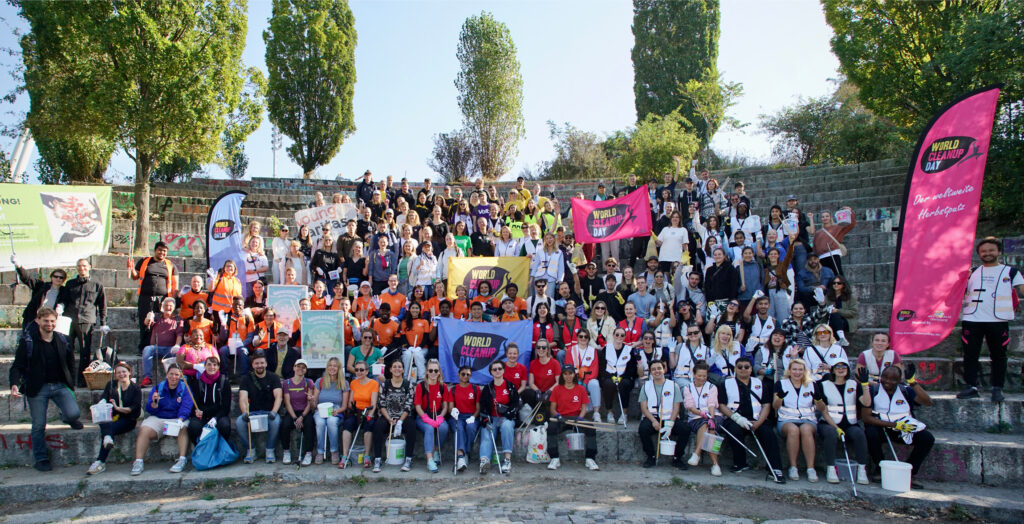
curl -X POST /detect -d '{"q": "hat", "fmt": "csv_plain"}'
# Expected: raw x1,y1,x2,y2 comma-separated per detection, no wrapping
535,278,548,285
385,208,394,214
597,183,606,188
647,255,659,262
360,281,371,287
832,361,850,369
280,225,290,230
294,359,309,368
786,194,798,201
561,363,576,372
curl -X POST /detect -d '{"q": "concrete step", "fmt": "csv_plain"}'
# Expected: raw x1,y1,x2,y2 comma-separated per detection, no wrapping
0,328,140,355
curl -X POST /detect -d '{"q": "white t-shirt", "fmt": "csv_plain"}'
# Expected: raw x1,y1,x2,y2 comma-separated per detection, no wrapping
658,226,689,262
962,264,1024,322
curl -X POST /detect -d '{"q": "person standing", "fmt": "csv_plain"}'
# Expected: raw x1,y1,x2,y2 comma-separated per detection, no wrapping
957,237,1024,402
129,242,179,355
11,255,66,327
9,307,84,471
356,170,376,206
59,258,108,387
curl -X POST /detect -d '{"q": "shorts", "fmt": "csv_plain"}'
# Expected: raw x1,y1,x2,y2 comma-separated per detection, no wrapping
141,416,181,436
776,419,817,433
688,416,722,433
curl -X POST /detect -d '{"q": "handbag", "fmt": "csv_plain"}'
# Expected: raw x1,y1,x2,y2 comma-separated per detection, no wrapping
822,228,847,257
191,426,240,471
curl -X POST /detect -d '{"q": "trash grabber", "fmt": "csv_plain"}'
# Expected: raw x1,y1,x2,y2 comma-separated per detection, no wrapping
752,432,782,483
298,425,305,470
841,432,858,497
884,427,899,461
348,408,368,464
489,420,503,474
613,374,626,427
453,421,459,476
718,422,757,457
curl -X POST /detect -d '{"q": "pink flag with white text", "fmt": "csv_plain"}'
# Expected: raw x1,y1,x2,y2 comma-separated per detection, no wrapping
571,184,652,243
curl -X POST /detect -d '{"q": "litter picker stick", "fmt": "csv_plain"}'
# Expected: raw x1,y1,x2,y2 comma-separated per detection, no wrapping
718,423,757,458
841,432,858,498
884,427,899,461
752,433,782,484
489,422,503,474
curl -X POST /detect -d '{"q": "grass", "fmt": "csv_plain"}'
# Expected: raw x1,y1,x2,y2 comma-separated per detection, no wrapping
202,479,218,489
985,422,1012,434
349,475,368,487
201,494,215,501
944,503,978,522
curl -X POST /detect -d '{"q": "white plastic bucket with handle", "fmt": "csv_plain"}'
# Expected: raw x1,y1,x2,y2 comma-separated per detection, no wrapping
386,439,406,465
371,363,384,377
659,439,676,456
566,431,585,451
317,402,333,418
162,419,183,437
249,414,269,433
880,460,912,492
90,402,113,423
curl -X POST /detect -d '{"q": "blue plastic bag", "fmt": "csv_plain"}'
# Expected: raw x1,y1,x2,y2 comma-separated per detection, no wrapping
191,426,240,471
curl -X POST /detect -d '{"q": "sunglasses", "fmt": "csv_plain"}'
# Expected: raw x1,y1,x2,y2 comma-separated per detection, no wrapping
833,282,845,286
490,367,503,372
815,330,830,335
427,369,440,374
355,368,367,372
614,333,625,338
53,275,66,281
687,332,701,335
594,306,606,310
459,372,471,377
735,365,752,370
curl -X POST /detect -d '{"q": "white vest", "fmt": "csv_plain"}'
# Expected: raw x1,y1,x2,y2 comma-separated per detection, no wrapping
605,343,632,375
860,349,896,380
724,377,764,419
804,344,849,380
749,315,776,344
644,380,677,419
687,381,713,419
962,265,1017,321
872,385,912,423
674,343,710,379
712,342,743,377
777,380,816,421
821,380,858,424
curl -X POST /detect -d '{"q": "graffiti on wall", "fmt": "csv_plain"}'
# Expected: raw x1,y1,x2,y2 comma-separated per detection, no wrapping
111,231,204,257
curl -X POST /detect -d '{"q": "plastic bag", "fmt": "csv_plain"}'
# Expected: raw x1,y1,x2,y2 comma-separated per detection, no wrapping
525,422,550,464
191,427,239,471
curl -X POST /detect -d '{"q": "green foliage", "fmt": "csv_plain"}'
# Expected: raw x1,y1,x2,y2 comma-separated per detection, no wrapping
0,150,10,182
822,0,1024,226
539,121,620,181
267,216,284,237
677,70,746,149
610,110,701,182
264,0,357,178
632,0,721,143
152,157,204,184
428,129,475,184
34,135,114,184
455,11,525,181
220,67,267,180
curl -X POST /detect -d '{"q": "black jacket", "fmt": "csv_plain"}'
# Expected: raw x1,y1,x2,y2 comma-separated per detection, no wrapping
187,374,232,421
101,380,142,422
9,323,75,397
479,379,520,423
60,275,106,325
15,266,64,324
704,262,739,302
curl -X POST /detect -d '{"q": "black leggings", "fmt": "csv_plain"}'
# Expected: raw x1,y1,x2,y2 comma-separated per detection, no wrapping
600,377,635,416
281,412,316,455
371,415,418,460
866,425,934,476
187,415,232,445
96,418,136,462
547,419,596,459
637,416,690,459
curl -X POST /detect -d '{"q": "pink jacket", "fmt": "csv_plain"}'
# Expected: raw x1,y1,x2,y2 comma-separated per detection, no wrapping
683,382,719,421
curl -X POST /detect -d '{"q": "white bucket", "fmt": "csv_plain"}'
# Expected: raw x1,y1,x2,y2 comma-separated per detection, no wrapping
162,419,183,437
249,414,269,433
566,432,585,451
90,402,113,423
700,432,724,454
782,218,799,236
835,209,852,224
836,458,858,481
317,402,334,418
659,439,676,456
880,460,913,492
55,315,72,336
386,439,406,465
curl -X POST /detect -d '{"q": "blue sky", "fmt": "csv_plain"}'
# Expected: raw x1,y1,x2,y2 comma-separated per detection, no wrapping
0,0,839,184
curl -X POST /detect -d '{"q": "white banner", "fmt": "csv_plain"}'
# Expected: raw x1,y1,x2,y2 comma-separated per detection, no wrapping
294,203,357,241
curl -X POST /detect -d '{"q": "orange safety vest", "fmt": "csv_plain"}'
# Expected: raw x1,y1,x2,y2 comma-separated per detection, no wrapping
254,320,281,350
179,290,205,320
209,275,242,313
136,257,178,296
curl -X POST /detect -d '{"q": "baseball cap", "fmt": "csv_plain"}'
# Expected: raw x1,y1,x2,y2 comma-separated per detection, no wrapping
294,359,308,368
786,194,798,201
360,281,371,288
561,363,576,372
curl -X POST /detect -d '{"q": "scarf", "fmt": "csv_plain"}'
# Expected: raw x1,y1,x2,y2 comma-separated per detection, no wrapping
200,369,221,385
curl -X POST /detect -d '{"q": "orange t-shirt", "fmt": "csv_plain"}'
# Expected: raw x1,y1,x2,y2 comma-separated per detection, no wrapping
310,295,327,310
178,290,205,320
450,299,469,319
350,378,380,410
353,295,376,320
421,296,442,317
498,311,524,322
402,317,432,347
379,291,406,318
291,318,303,348
372,318,400,346
183,317,214,345
491,296,527,315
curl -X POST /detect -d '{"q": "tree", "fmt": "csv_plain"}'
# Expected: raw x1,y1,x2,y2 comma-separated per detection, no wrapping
428,129,475,184
822,0,1024,225
152,157,205,184
676,69,745,154
264,0,357,179
541,121,619,181
632,0,721,142
611,110,701,181
220,67,266,180
455,12,525,181
34,135,114,184
18,0,249,252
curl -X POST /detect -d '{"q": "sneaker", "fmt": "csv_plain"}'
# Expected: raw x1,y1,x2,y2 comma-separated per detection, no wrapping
826,465,839,484
102,435,115,450
265,449,275,464
244,449,256,464
501,458,512,473
479,457,489,474
282,450,292,465
788,466,799,481
427,458,438,473
672,457,688,470
315,453,324,465
837,331,849,347
770,469,786,484
711,464,722,476
687,453,700,467
807,468,818,483
585,458,600,471
856,465,869,485
87,460,105,475
956,386,980,399
606,412,615,424
68,419,84,430
302,453,313,466
592,412,601,423
456,456,467,472
617,413,627,426
372,458,382,473
170,456,188,473
338,455,349,469
730,463,750,473
547,458,561,470
643,456,656,468
331,452,340,465
130,459,144,476
363,457,372,469
992,387,1005,403
401,457,413,472
141,377,153,387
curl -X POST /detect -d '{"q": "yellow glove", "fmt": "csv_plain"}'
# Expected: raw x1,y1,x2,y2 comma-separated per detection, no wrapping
835,426,845,438
894,420,917,433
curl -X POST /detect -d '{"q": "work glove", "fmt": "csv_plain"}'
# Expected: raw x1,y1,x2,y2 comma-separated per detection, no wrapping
660,420,674,436
904,364,916,385
207,417,217,428
267,412,279,422
100,325,111,335
894,420,917,433
835,426,845,438
813,287,825,304
730,412,752,430
776,388,788,400
855,367,870,386
419,413,432,425
55,303,64,316
10,254,18,266
393,420,403,436
451,408,461,418
242,413,251,423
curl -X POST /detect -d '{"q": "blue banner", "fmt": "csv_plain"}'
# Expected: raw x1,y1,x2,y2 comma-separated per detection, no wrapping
437,318,533,385
206,190,248,298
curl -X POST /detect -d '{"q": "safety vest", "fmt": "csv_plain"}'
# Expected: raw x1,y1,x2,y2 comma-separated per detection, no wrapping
226,313,254,341
871,384,912,423
675,343,711,379
860,349,896,381
568,342,598,383
605,343,632,375
136,257,177,296
962,265,1019,321
804,344,848,380
748,314,776,344
643,379,677,420
724,377,764,419
777,380,816,421
209,275,242,313
619,316,645,345
255,320,281,350
686,381,713,420
821,380,858,424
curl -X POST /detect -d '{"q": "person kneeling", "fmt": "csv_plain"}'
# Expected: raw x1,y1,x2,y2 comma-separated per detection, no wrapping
131,364,193,476
683,362,722,476
546,364,599,471
860,365,934,489
638,361,690,469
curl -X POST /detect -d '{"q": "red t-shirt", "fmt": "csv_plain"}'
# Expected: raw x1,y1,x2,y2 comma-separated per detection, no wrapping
490,384,511,417
530,358,561,392
505,362,527,389
550,383,588,417
451,383,479,414
414,382,452,415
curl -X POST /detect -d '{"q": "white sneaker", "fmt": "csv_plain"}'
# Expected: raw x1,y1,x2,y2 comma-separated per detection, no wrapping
688,453,700,467
169,456,187,473
547,458,561,470
265,449,276,464
617,413,627,425
301,453,313,466
788,466,799,481
457,456,467,472
807,468,818,483
711,464,722,476
856,465,869,485
401,457,413,472
87,461,105,475
606,412,615,424
282,450,292,465
592,412,601,423
826,465,839,483
837,331,849,347
102,435,114,449
130,459,144,476
585,458,600,471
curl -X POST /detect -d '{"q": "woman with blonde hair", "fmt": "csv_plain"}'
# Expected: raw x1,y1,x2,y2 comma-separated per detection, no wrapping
585,300,617,348
243,220,263,251
708,324,746,383
414,358,451,473
494,225,520,257
797,324,849,382
773,358,824,482
314,357,350,465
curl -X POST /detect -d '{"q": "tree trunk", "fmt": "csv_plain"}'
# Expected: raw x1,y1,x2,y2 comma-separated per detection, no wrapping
133,154,152,254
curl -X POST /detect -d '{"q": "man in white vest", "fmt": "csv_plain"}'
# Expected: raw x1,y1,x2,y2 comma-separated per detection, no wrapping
957,237,1024,402
717,356,785,483
859,365,933,488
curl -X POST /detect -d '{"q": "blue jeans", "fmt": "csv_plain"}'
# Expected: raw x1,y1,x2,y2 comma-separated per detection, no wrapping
219,345,250,376
141,345,176,380
415,417,449,455
235,411,281,452
792,243,807,277
28,383,81,463
314,413,341,454
478,416,514,459
97,417,137,462
452,413,478,455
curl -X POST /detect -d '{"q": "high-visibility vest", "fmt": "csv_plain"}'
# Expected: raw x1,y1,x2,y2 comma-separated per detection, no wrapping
209,276,242,313
777,380,816,421
136,257,178,296
821,380,858,424
724,377,764,419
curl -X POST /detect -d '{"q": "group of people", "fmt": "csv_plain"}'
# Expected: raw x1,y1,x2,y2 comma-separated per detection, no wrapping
8,167,1020,489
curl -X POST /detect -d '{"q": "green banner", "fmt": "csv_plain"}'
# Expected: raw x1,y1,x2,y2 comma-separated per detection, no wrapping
0,184,112,271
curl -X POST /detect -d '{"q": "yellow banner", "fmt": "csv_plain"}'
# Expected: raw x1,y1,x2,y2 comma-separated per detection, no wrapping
446,256,530,300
